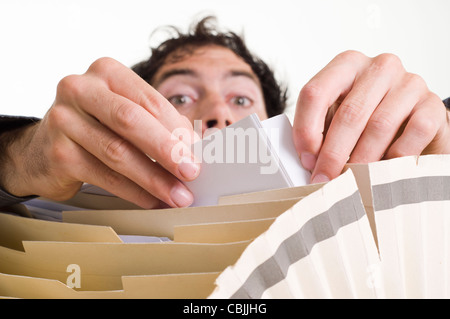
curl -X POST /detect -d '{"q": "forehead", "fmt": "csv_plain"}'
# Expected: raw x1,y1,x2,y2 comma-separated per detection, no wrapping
152,45,257,85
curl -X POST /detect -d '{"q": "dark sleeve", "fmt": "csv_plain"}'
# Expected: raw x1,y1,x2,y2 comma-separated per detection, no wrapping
0,115,41,135
444,97,450,109
0,189,36,208
0,115,41,208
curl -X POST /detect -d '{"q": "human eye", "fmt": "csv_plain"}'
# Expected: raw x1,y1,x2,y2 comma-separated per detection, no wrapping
230,96,253,108
167,94,194,107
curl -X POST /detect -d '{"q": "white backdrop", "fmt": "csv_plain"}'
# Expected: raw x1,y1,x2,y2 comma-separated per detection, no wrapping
1,0,449,119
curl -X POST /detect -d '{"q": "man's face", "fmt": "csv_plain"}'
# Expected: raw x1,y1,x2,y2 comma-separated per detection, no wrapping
152,45,268,135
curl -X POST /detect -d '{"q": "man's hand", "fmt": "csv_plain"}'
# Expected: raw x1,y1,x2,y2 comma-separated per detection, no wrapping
293,50,450,183
1,57,199,208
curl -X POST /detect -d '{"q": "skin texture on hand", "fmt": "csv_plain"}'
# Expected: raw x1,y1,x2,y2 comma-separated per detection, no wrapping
293,50,450,184
0,46,269,209
0,57,200,209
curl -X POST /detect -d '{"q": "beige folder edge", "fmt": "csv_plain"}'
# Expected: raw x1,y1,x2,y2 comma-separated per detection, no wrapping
0,160,373,299
0,196,308,298
0,165,343,299
0,170,340,299
3,155,448,299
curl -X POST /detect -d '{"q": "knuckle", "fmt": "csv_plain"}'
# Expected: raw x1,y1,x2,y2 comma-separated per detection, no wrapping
403,72,427,91
321,147,345,165
367,111,394,133
338,98,366,125
46,104,71,130
411,115,438,138
113,102,140,130
57,74,83,99
88,57,118,75
145,94,166,118
373,53,403,71
104,138,130,164
299,82,324,103
103,170,125,189
336,50,366,63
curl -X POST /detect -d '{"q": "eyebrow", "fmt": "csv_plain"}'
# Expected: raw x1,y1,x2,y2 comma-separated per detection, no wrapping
153,69,196,86
153,68,260,87
229,70,260,84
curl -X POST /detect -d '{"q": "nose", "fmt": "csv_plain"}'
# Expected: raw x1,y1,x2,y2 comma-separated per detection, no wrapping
206,119,231,129
200,94,235,133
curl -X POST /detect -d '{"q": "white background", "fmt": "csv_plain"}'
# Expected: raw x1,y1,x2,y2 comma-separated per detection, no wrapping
0,0,449,119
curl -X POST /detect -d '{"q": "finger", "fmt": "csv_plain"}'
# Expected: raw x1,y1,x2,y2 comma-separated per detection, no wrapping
86,57,195,136
311,53,404,183
384,94,444,159
73,147,162,209
40,126,161,209
293,51,368,171
54,104,194,208
348,73,426,163
66,79,200,182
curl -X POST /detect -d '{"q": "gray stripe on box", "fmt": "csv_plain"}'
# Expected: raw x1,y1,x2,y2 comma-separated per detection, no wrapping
372,176,450,211
230,190,365,299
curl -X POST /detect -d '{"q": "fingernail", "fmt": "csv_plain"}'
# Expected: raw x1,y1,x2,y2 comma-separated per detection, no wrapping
178,157,200,180
170,184,193,207
300,152,317,171
311,174,330,184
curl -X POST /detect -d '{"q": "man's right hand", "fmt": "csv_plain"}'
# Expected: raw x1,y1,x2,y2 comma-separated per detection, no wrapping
1,57,200,209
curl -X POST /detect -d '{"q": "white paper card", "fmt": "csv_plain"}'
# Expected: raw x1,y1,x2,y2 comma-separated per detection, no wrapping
185,114,310,206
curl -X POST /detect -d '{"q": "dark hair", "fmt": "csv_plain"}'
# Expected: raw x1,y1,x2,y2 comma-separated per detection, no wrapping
132,16,288,118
